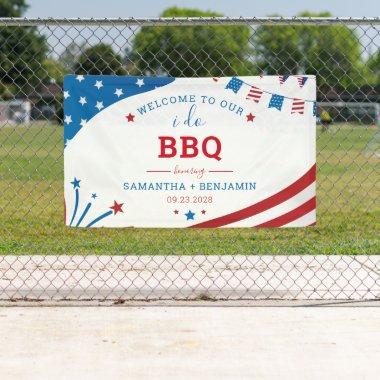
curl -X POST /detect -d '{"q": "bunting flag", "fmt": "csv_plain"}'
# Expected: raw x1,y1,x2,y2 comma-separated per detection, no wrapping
225,77,243,93
297,76,308,88
268,94,285,111
291,98,305,114
279,75,289,84
224,75,316,117
246,86,263,103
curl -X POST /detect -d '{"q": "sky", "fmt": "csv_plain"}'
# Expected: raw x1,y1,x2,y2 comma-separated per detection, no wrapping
25,0,379,18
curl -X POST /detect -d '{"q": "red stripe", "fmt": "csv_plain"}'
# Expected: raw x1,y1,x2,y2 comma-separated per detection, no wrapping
292,99,305,113
247,96,261,103
254,197,316,228
190,164,316,228
247,86,262,102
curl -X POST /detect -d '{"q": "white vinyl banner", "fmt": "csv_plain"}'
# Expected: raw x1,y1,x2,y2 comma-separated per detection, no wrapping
64,75,316,228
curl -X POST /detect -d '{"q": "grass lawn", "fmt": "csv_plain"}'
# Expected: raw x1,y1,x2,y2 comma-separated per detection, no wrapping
0,122,379,255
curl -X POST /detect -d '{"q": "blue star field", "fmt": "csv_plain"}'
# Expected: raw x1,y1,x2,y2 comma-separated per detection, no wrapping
63,75,175,147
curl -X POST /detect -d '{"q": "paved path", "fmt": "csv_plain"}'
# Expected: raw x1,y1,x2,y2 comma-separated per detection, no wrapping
0,255,379,301
0,306,379,380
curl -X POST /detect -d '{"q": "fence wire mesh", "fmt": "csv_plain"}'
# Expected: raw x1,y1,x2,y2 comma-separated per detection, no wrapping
0,17,379,301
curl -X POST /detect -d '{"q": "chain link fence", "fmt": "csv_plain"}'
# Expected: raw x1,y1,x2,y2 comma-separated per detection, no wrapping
0,17,379,301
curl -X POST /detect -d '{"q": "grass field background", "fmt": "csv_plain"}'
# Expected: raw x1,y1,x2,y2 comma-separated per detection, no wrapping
0,122,379,254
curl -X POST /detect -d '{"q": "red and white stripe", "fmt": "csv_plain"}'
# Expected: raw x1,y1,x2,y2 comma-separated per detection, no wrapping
297,76,307,87
252,183,316,227
246,86,263,103
190,164,316,228
291,98,305,114
279,75,288,85
217,181,316,228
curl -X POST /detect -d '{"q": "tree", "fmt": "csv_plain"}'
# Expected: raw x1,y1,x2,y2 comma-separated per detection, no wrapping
0,0,48,98
74,43,126,75
42,58,68,86
59,41,85,72
252,12,366,91
367,50,380,85
0,0,27,17
130,7,255,77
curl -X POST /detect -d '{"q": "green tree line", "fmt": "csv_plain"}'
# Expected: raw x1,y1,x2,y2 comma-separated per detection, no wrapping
0,2,378,101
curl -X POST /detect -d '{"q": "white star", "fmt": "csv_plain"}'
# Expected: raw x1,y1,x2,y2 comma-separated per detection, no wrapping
78,96,87,106
136,78,144,87
94,80,103,90
76,75,85,82
64,138,71,148
64,115,72,124
114,88,123,97
95,101,104,111
63,90,70,99
80,119,87,127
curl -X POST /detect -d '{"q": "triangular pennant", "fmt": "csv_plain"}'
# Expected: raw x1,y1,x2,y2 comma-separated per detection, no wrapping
297,76,308,88
279,75,289,85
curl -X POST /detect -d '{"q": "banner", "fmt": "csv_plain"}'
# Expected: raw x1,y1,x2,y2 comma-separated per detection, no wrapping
64,75,316,228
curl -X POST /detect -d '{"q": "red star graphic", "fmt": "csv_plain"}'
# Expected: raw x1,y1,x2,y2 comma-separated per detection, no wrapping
126,113,135,122
246,113,255,122
174,209,179,214
201,210,206,215
110,201,124,215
